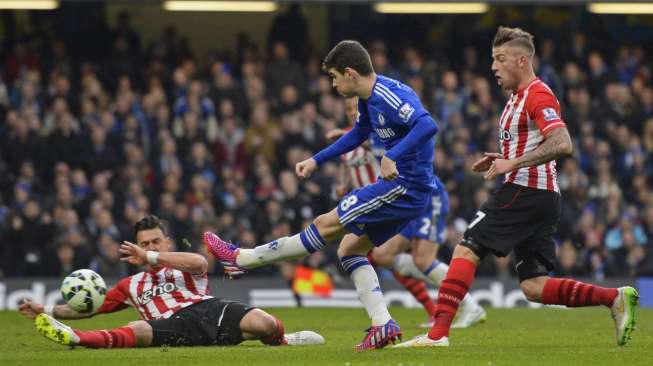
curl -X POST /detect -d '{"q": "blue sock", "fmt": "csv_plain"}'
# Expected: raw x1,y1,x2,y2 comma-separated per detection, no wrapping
299,223,327,253
340,255,371,275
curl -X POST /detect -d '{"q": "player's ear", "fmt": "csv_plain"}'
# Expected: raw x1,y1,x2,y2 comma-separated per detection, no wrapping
344,67,358,80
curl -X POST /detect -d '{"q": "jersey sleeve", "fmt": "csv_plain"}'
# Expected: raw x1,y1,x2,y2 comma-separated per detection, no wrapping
527,90,566,137
95,278,131,315
375,84,429,128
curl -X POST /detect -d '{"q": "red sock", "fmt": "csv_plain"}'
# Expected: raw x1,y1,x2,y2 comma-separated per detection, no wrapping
74,326,136,348
541,278,618,307
428,258,477,340
392,271,437,317
261,316,286,346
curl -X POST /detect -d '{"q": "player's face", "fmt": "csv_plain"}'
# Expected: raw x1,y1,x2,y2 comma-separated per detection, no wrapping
491,45,525,91
136,228,171,254
328,68,357,97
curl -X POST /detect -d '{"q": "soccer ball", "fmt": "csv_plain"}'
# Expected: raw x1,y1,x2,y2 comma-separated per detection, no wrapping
60,269,107,313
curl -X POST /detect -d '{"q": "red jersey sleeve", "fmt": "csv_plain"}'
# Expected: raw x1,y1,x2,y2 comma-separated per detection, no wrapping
527,89,566,138
95,278,131,314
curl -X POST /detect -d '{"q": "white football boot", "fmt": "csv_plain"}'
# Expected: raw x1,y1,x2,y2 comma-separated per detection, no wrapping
284,331,325,345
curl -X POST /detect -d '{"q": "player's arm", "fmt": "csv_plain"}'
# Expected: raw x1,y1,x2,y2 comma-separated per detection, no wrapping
382,114,438,180
512,127,572,169
378,86,438,179
385,114,439,162
19,300,94,320
313,121,372,164
120,241,208,275
297,114,372,179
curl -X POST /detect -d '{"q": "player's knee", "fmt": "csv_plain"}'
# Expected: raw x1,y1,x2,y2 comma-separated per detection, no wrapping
260,313,279,336
453,243,474,258
337,234,358,258
313,213,333,232
520,280,543,302
337,243,360,259
372,250,393,267
255,311,285,346
247,309,278,336
127,320,153,346
127,320,148,334
453,242,483,264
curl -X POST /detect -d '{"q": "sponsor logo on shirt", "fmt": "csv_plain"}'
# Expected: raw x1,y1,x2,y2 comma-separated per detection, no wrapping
138,282,176,305
500,129,512,141
398,103,415,123
542,107,559,122
375,128,396,139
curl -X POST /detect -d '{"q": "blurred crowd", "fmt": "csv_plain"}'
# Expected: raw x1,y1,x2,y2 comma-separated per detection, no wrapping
1,9,652,281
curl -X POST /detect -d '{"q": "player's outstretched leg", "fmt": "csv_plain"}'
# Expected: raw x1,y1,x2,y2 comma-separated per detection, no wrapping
35,313,138,348
205,212,342,278
538,278,639,346
204,224,327,278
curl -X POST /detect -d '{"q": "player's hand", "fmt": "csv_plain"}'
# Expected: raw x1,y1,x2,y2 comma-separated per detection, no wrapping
471,152,502,172
19,299,44,319
484,157,517,180
120,241,148,266
381,156,399,180
325,128,346,141
295,158,318,179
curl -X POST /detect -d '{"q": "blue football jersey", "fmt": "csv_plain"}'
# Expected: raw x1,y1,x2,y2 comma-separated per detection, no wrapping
369,132,385,162
357,75,437,190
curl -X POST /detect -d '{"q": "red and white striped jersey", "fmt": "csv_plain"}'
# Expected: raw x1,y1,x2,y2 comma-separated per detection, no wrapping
342,146,381,189
96,267,212,320
499,78,566,192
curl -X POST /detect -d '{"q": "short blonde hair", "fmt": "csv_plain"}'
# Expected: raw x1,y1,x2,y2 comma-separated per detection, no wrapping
493,26,535,56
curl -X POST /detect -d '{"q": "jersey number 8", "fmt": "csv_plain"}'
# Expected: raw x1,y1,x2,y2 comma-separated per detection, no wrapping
340,195,359,211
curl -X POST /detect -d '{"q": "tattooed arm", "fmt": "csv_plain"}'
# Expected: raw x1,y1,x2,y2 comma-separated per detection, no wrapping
483,127,572,180
513,127,573,169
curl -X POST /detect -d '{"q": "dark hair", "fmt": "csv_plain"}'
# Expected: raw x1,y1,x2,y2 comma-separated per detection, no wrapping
134,214,167,237
493,26,535,56
322,40,374,76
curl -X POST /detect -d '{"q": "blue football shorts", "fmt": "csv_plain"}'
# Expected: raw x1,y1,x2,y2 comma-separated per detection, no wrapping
336,177,432,246
399,187,449,244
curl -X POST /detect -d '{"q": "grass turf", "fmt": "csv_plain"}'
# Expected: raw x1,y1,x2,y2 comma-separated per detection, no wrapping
1,307,651,366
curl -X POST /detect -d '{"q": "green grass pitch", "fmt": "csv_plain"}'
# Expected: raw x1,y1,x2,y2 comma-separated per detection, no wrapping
1,307,651,366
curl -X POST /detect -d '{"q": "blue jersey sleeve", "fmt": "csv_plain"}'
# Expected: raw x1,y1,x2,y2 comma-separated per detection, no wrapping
313,106,372,165
385,114,438,162
374,82,429,129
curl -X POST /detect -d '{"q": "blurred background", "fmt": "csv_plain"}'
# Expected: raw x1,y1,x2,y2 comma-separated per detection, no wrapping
1,0,653,307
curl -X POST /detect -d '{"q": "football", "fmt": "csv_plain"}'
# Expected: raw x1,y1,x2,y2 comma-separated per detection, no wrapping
60,269,107,313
